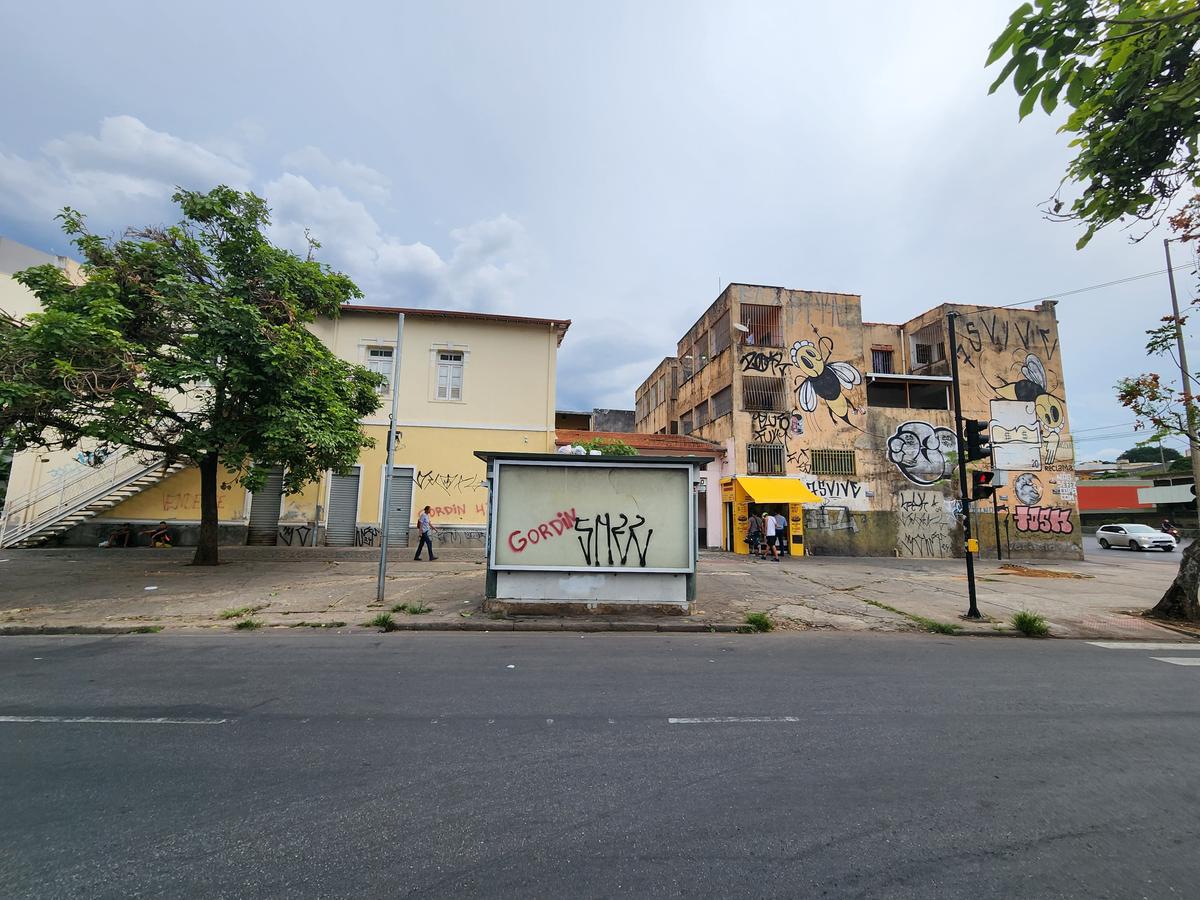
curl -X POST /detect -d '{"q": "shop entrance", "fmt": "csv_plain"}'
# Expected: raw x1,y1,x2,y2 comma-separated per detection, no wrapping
720,476,819,556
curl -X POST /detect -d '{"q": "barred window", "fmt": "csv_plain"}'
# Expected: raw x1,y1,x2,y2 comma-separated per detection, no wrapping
695,331,709,371
747,443,786,475
712,310,731,356
811,449,856,477
694,400,710,428
680,353,694,383
742,376,787,412
871,348,894,374
681,412,693,435
712,385,732,419
739,304,782,347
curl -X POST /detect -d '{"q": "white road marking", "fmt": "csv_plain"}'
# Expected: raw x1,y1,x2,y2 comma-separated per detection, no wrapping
1087,642,1200,650
1150,657,1200,666
668,716,801,724
0,715,227,725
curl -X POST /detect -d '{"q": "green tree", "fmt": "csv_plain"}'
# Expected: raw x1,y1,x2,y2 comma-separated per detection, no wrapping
987,1,1200,247
0,187,383,565
578,438,639,456
1118,445,1182,462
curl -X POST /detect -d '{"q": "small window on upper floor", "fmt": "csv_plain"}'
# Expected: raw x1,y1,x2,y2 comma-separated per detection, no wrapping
365,346,394,395
871,347,894,374
436,350,464,401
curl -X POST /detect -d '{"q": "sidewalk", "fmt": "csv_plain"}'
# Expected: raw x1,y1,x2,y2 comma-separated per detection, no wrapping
0,546,1192,640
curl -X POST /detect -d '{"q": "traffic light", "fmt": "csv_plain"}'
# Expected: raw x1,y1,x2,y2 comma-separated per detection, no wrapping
971,470,996,501
964,419,991,462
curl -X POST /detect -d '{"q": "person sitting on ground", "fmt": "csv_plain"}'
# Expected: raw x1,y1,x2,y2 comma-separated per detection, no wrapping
104,523,134,548
141,521,173,548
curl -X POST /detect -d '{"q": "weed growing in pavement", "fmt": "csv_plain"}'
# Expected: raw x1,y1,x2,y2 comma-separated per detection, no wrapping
130,625,163,633
1011,610,1050,637
287,621,347,628
861,599,959,635
219,604,267,620
391,603,431,615
367,613,397,632
745,612,774,632
233,618,263,630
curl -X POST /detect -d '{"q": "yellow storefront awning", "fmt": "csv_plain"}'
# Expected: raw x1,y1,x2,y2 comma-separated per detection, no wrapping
736,477,821,505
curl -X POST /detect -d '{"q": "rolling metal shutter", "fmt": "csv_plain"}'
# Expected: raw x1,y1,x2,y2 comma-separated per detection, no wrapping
325,472,360,546
385,469,413,548
246,468,284,545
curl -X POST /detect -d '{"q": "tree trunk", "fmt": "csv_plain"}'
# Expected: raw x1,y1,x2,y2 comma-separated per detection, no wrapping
193,452,220,566
1149,538,1200,621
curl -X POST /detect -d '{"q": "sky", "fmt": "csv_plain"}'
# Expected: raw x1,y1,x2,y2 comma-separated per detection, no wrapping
1,0,1194,462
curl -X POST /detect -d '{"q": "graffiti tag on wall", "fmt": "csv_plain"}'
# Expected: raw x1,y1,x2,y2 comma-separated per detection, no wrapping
1014,506,1074,534
574,512,654,567
887,421,957,485
896,489,952,558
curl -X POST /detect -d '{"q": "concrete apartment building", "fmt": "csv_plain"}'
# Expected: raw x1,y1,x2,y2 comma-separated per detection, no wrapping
633,283,1081,560
1,237,569,549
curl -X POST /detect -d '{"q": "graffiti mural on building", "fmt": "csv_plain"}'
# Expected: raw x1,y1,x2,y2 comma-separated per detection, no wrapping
886,421,957,485
896,489,952,558
1052,473,1077,504
990,400,1043,470
751,411,804,445
573,512,654,567
1012,473,1043,506
278,523,315,546
807,505,858,532
436,529,487,545
508,509,579,553
354,525,380,547
803,478,865,501
955,314,1059,370
739,349,792,376
990,354,1066,466
1014,505,1074,534
791,329,863,427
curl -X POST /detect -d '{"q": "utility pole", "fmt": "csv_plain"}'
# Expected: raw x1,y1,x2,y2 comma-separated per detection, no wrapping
376,313,405,601
947,311,982,619
1165,239,1200,523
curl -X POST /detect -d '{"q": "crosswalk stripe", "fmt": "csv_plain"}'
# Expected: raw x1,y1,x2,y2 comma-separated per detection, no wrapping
1087,642,1200,650
1150,658,1200,667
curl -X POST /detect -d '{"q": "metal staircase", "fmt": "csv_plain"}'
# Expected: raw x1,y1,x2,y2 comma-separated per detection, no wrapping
0,449,188,548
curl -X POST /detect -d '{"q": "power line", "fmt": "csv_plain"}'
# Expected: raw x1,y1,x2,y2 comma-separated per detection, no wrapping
991,261,1196,311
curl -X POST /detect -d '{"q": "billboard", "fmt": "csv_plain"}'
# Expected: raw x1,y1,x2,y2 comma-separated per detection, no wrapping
491,461,694,573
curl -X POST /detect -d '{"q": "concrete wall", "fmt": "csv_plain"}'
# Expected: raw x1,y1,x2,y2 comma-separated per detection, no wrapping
634,358,679,435
591,409,635,432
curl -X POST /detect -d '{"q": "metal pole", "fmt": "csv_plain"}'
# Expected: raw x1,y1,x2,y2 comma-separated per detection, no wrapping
376,313,405,601
1165,239,1200,525
947,312,982,618
992,499,1002,561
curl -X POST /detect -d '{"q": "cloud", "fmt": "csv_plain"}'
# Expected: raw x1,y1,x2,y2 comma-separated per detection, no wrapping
0,117,532,314
280,146,391,203
556,317,663,410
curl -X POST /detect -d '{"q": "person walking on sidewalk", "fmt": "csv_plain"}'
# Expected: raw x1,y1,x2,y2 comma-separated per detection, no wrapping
414,506,438,561
763,510,779,562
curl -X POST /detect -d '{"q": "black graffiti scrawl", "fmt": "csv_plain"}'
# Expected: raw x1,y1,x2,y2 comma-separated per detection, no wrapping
887,421,958,485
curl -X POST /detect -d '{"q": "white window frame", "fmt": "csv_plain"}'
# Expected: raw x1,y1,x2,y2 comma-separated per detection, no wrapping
429,343,469,403
364,345,395,395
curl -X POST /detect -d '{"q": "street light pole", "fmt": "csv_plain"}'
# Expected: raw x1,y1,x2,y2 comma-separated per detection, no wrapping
1164,239,1200,523
377,312,405,601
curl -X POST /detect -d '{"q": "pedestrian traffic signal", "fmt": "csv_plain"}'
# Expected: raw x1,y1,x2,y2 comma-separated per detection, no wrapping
972,470,995,501
964,419,991,462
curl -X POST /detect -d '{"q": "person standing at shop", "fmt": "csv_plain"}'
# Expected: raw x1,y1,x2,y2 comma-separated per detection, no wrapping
763,509,779,562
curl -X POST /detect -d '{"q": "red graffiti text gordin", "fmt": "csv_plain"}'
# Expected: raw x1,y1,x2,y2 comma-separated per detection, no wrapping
508,509,578,553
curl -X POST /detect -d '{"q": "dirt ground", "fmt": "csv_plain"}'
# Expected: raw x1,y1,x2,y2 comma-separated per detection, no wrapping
0,544,1189,639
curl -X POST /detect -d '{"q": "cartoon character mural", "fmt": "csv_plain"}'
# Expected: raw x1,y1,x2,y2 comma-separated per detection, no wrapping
791,330,863,427
1012,472,1043,506
886,421,958,485
990,353,1066,466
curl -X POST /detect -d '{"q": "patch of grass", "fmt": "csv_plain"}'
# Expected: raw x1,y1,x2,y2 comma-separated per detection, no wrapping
744,612,774,632
1011,610,1050,637
233,618,263,631
366,613,397,632
219,604,267,620
130,625,163,634
392,602,433,615
288,621,347,629
861,598,959,635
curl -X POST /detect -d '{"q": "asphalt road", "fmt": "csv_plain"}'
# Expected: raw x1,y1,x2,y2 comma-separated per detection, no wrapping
1083,533,1188,560
3,633,1199,899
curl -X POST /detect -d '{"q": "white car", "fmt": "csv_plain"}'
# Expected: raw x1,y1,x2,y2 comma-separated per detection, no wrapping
1095,524,1177,552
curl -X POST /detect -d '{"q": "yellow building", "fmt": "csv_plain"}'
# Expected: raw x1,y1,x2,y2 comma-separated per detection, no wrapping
1,256,570,549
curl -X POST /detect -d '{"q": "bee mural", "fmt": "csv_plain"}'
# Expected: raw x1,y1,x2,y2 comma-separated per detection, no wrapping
991,353,1066,466
791,332,863,426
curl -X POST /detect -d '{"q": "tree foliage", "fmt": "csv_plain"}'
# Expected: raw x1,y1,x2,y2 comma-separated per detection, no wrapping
988,1,1200,247
0,187,383,564
1118,444,1182,462
578,438,639,456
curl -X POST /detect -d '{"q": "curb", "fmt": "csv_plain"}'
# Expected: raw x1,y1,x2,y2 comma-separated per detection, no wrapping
0,621,749,636
0,625,163,636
